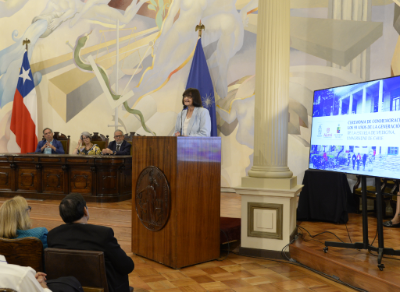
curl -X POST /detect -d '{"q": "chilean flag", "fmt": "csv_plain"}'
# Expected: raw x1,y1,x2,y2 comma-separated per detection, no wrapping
10,51,38,153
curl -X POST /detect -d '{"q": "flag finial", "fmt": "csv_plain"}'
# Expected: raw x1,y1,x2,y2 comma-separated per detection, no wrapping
22,38,30,51
195,21,205,37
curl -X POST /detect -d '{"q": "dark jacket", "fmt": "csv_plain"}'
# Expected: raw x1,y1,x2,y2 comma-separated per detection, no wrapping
107,140,131,155
35,139,65,154
48,223,134,292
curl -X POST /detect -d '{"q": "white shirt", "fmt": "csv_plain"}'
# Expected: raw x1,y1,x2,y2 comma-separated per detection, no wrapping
183,117,191,136
0,262,52,292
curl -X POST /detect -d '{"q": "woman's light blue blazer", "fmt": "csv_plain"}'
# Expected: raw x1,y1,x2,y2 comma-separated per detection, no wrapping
174,107,211,137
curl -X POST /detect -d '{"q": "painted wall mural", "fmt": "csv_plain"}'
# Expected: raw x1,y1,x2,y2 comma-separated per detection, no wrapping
0,0,398,188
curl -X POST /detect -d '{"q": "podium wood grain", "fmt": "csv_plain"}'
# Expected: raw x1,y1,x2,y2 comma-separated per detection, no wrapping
131,137,221,269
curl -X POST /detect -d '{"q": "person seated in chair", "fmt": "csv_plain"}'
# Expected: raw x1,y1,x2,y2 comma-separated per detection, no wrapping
0,196,48,249
48,194,134,292
101,129,131,155
35,128,65,154
0,259,51,292
384,191,400,227
72,131,101,155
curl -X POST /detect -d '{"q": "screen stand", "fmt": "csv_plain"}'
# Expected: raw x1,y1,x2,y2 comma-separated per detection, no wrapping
324,176,400,271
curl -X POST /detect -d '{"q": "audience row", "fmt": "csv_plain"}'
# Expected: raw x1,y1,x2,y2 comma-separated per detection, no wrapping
0,194,134,292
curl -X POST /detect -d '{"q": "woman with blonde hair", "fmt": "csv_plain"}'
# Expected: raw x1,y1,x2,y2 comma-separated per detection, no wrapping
0,196,48,248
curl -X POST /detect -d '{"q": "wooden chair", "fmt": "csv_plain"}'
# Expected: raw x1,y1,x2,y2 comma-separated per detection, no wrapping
42,132,70,154
92,132,109,151
45,248,108,292
353,176,398,218
0,237,43,272
0,289,18,292
124,132,135,155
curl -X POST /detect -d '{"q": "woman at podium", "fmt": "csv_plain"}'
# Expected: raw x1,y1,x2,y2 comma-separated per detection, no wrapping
72,131,101,155
174,88,211,137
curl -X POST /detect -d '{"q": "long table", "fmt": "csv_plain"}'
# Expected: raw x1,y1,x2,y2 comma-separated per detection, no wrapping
0,154,132,202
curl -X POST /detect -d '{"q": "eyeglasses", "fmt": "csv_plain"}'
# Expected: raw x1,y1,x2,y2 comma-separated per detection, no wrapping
26,206,32,212
83,136,90,140
114,135,123,138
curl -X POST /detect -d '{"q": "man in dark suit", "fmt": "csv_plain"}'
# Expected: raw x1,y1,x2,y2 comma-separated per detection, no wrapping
102,129,131,155
48,194,134,292
35,128,65,154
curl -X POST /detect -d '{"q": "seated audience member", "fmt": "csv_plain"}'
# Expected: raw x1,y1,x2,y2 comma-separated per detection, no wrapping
102,130,131,155
0,196,48,249
72,131,101,155
48,194,134,292
35,128,65,154
384,191,400,227
0,260,51,292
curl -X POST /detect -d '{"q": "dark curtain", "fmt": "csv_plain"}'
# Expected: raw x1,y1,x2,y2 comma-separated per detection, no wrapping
297,170,357,224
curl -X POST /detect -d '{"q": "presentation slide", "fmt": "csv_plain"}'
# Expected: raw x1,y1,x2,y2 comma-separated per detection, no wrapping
309,75,400,179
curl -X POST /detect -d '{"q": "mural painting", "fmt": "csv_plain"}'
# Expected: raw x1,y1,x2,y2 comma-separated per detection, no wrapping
0,0,398,187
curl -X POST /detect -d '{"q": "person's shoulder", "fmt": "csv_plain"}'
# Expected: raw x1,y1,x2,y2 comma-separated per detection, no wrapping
197,107,208,115
30,227,48,235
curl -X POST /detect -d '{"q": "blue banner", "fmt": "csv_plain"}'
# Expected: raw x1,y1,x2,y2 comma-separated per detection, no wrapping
186,38,217,136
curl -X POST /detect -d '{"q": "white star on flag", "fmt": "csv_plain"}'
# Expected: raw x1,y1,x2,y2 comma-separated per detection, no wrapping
19,68,31,84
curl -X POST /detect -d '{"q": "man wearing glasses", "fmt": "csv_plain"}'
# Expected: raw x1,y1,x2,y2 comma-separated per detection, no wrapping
35,128,65,154
101,129,131,155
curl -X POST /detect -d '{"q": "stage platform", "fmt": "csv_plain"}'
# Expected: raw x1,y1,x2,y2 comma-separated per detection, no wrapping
292,213,400,291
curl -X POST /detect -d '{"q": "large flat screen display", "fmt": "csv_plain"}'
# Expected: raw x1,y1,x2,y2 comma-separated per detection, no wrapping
309,75,400,179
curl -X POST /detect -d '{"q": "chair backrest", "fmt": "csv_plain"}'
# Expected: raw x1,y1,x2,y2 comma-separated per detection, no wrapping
92,132,109,151
44,248,108,292
42,132,70,154
124,132,135,155
0,237,43,271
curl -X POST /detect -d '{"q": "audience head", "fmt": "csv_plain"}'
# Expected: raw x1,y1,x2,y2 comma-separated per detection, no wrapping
182,88,202,108
114,129,124,144
59,194,88,224
80,131,92,145
43,128,53,142
0,196,31,238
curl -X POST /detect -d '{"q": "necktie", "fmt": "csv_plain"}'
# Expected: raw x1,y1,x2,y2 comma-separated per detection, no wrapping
116,144,120,151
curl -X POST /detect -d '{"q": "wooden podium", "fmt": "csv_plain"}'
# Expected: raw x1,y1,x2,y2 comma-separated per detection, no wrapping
131,137,221,268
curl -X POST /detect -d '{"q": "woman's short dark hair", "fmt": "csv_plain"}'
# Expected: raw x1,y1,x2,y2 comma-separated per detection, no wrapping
59,194,87,223
182,88,202,107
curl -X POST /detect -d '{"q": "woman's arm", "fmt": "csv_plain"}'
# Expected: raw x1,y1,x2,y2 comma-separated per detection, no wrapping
190,108,211,137
72,139,82,154
174,111,183,136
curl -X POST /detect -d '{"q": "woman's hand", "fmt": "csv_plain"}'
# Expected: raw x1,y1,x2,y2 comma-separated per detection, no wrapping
77,139,82,148
174,132,181,137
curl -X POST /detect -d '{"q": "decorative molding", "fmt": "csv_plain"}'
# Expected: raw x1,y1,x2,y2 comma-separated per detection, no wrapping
239,247,289,260
247,202,283,240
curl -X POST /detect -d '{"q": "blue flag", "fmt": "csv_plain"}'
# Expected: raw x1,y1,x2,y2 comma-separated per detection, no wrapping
186,38,217,136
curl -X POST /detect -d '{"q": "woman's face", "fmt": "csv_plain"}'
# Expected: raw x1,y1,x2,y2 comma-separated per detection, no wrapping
82,135,91,145
183,95,193,107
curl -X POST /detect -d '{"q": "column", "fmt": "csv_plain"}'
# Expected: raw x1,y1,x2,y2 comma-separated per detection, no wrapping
362,87,366,113
327,0,372,80
378,80,383,112
234,0,302,257
247,0,292,179
349,95,353,115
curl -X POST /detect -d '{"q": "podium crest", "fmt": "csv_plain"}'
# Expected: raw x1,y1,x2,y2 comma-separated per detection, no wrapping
135,166,170,231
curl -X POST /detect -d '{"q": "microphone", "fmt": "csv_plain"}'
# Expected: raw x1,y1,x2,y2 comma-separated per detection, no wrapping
180,106,186,136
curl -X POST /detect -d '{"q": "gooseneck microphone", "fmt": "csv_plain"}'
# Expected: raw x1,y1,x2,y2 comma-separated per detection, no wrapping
180,106,186,136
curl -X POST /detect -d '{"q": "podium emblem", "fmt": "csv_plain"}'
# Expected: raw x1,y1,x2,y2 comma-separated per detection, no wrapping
135,166,170,231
